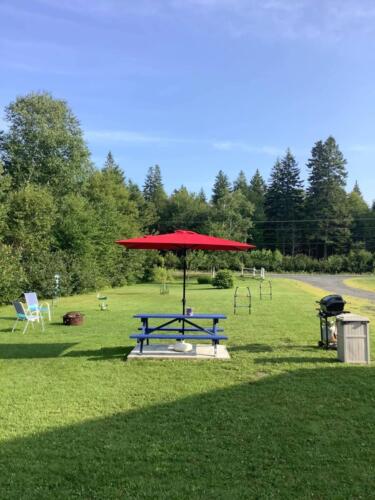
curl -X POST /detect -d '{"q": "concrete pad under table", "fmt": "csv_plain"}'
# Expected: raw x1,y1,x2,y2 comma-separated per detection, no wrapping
128,343,230,360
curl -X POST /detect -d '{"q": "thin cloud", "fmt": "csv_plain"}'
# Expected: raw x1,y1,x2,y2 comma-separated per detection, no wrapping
213,141,283,156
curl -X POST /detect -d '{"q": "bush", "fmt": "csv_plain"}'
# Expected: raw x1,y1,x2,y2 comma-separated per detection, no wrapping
212,269,234,289
197,275,212,285
347,249,373,273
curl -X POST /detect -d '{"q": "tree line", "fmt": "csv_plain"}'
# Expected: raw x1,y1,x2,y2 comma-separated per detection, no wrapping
0,92,374,302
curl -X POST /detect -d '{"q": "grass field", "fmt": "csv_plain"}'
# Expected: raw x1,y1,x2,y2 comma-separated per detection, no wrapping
1,278,375,499
345,275,375,293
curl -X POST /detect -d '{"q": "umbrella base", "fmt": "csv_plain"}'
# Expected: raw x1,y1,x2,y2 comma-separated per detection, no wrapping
173,341,193,352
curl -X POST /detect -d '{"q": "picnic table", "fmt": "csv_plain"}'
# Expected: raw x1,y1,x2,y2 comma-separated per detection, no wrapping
130,313,227,354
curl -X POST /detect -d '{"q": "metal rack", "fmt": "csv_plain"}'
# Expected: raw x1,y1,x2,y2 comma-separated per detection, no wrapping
234,286,251,314
259,280,272,300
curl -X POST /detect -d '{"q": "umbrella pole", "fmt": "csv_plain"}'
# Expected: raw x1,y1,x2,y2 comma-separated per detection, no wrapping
182,249,187,318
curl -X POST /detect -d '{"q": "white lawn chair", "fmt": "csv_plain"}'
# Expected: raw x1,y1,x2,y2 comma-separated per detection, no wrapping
12,301,45,334
24,292,51,321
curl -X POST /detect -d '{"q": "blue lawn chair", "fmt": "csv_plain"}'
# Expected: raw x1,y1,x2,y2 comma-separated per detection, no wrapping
24,292,51,321
12,301,45,334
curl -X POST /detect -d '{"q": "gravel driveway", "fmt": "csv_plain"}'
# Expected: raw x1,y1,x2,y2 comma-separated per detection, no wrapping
271,274,375,302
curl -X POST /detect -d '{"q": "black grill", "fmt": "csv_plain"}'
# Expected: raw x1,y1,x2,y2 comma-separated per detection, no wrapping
317,294,349,349
318,295,346,316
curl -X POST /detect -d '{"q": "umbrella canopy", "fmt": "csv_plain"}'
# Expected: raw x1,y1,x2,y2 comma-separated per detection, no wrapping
116,230,254,252
116,230,255,313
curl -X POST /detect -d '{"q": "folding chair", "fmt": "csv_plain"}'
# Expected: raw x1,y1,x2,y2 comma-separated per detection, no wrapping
12,301,45,334
24,292,51,321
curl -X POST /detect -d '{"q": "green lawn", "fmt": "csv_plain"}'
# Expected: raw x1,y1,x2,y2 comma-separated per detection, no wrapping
1,278,375,499
345,275,375,293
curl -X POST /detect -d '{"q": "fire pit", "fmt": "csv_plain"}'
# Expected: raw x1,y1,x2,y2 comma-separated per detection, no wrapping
63,311,85,326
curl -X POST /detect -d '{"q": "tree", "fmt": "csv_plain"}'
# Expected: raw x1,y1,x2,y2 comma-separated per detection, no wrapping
248,169,267,248
5,184,57,294
143,165,167,231
0,91,92,195
348,181,371,248
102,151,125,184
265,150,304,254
233,170,248,197
306,137,351,257
160,186,210,234
0,161,11,240
143,165,167,206
211,170,231,205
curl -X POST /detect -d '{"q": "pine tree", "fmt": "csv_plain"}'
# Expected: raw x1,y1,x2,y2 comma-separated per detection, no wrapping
265,150,304,254
233,170,248,197
103,151,125,184
211,170,231,205
248,169,267,247
306,137,351,257
143,165,167,206
348,181,370,248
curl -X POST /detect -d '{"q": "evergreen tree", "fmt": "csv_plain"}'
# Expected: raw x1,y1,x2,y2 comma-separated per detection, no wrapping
211,170,231,205
143,165,167,206
306,137,351,257
102,151,125,184
233,170,248,197
160,186,210,233
348,181,371,248
248,169,267,247
0,91,92,195
265,150,304,254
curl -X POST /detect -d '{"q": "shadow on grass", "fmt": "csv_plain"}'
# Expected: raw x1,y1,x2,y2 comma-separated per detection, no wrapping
229,343,273,353
63,346,132,361
0,343,78,359
255,356,337,364
0,366,374,498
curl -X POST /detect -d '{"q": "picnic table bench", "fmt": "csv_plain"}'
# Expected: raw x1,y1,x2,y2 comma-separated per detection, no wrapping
131,313,227,354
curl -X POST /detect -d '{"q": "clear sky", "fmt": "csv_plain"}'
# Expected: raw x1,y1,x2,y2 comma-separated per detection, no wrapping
1,0,375,203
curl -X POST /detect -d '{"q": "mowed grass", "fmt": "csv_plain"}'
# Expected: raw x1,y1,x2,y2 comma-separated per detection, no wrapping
0,278,375,499
345,275,375,293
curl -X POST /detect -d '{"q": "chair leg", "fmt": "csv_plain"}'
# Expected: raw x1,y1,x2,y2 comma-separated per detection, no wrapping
23,321,29,334
12,318,18,333
40,316,45,332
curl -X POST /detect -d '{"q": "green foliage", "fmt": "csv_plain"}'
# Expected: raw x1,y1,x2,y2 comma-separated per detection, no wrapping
306,137,352,257
212,269,234,288
0,92,92,195
197,275,212,285
265,150,304,255
211,170,231,204
347,249,373,273
0,244,25,303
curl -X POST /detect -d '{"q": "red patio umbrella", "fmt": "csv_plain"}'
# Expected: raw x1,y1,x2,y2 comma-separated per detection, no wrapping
117,230,255,314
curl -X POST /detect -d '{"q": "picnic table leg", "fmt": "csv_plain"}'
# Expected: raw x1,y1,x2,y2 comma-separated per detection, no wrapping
142,318,150,345
139,339,144,354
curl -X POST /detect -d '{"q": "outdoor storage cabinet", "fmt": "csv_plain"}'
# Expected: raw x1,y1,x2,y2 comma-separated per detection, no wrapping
336,314,370,364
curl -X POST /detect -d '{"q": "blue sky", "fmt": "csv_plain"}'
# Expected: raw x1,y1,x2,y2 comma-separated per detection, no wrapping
1,0,375,202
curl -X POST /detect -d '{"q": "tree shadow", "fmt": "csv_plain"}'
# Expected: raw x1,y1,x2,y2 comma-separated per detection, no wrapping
230,343,273,353
0,343,78,359
63,346,133,361
0,367,374,498
255,356,337,365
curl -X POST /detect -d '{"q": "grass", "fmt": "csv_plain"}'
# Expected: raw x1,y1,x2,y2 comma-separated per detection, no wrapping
345,275,375,293
0,278,375,499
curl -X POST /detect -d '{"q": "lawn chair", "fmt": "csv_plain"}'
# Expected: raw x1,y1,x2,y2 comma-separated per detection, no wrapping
24,292,51,321
12,301,45,334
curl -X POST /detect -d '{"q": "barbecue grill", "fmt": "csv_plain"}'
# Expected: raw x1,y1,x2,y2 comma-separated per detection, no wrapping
317,295,349,348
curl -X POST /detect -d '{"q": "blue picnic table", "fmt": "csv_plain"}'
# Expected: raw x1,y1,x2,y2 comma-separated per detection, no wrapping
130,313,227,354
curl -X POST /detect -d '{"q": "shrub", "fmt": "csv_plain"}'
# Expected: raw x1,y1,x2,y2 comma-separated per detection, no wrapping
347,249,373,273
197,275,212,285
212,269,234,289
